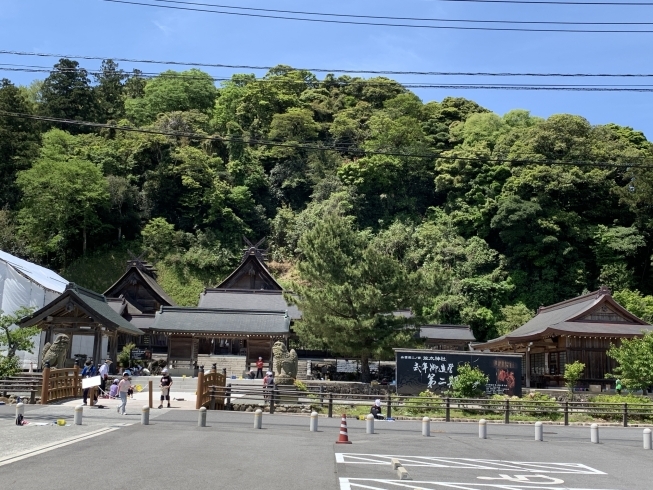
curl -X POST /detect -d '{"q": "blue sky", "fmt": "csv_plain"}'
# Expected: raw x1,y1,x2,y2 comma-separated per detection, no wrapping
1,0,652,137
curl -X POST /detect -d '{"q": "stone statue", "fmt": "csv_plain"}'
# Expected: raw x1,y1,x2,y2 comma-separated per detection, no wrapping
41,334,70,368
272,341,298,385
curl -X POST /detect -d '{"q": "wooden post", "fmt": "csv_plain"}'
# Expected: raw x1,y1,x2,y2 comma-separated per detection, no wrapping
148,380,153,409
74,364,80,398
89,386,96,407
41,366,51,404
195,369,204,410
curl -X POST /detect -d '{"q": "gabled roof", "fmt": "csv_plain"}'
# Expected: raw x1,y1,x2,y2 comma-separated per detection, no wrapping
21,283,143,336
216,253,283,291
198,289,301,319
104,265,176,307
476,287,652,349
0,250,68,294
151,306,291,335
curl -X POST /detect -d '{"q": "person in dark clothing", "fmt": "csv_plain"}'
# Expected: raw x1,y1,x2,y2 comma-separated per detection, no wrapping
158,368,173,408
370,399,384,420
256,357,264,378
82,360,97,405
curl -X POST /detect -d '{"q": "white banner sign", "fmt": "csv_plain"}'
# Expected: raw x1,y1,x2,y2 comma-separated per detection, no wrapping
82,376,101,389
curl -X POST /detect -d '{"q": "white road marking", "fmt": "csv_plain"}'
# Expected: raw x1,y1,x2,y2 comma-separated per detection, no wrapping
477,475,565,485
0,427,119,467
335,454,604,475
339,478,620,490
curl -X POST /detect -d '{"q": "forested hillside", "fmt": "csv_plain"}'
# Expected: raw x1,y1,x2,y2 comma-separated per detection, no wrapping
1,59,653,341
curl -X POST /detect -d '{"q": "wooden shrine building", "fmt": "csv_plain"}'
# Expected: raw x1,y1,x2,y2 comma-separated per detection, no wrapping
150,238,298,369
473,287,653,389
20,283,143,368
103,255,175,354
420,324,475,350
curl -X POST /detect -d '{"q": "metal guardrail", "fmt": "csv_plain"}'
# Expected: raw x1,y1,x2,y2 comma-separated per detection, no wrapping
203,386,653,426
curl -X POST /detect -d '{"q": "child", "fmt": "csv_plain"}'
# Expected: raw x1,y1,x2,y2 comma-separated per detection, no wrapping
158,368,173,409
117,373,132,415
109,378,119,398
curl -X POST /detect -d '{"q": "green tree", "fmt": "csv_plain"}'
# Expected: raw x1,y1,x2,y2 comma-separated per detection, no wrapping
125,69,217,125
39,58,98,130
291,212,421,381
94,59,127,121
16,130,110,260
0,79,41,208
495,303,534,336
613,290,653,323
607,333,653,394
447,363,489,398
564,361,586,399
0,307,38,358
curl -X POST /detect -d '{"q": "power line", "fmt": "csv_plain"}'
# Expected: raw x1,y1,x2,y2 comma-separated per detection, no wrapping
103,0,653,33
4,65,653,90
145,0,653,25
1,50,652,78
0,110,650,168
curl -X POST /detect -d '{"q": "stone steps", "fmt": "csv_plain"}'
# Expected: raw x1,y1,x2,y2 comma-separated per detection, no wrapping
197,355,248,377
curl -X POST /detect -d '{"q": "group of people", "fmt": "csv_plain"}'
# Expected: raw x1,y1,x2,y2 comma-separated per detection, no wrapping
79,357,173,415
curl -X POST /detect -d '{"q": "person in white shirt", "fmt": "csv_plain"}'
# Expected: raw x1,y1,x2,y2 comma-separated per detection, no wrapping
98,359,111,394
117,373,132,415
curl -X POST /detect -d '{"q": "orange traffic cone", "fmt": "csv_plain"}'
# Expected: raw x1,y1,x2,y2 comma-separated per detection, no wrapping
336,413,352,444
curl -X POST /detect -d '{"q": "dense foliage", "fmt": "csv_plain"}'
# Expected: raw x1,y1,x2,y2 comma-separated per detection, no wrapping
2,59,653,344
607,332,653,393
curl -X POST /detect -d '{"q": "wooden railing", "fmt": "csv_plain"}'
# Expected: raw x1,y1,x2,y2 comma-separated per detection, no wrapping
41,366,81,404
196,370,226,409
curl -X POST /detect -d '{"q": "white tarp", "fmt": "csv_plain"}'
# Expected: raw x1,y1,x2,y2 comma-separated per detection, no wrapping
0,250,69,368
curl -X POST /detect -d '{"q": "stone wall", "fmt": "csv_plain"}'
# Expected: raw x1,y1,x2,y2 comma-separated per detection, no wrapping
305,381,393,396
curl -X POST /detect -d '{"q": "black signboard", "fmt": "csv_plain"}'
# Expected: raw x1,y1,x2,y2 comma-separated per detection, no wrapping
130,348,150,360
395,350,522,396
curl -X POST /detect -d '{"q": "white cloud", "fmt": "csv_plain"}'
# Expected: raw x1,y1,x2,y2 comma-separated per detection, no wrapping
152,20,173,36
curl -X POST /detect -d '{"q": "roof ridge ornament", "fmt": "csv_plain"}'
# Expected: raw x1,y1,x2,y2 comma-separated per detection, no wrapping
241,236,268,263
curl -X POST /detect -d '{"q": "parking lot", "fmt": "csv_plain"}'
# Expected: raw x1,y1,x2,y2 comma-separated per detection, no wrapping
1,406,651,489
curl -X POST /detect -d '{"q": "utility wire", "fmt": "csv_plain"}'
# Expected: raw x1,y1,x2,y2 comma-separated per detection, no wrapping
4,65,653,90
1,50,652,78
0,111,650,168
102,0,653,33
145,0,653,25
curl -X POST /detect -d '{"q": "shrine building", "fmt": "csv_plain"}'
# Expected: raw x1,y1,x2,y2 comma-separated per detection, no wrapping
472,287,653,390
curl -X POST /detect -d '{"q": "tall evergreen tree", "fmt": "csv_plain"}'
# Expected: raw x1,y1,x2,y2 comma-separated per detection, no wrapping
0,79,40,208
39,59,98,132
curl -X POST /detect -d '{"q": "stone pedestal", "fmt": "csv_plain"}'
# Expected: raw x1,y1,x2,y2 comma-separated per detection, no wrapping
276,384,300,405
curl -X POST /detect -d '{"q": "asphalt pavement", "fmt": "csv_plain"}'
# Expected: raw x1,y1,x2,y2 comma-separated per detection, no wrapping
1,407,652,489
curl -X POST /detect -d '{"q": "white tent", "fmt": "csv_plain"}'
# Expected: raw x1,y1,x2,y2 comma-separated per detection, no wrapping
0,250,68,368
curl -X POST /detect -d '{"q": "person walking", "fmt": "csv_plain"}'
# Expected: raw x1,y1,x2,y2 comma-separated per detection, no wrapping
117,372,132,415
158,368,173,409
256,357,264,378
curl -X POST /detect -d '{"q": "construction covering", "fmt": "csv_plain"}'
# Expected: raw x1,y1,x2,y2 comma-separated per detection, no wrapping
0,250,68,368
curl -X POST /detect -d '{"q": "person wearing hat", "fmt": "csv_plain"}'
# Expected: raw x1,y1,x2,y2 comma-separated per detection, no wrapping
370,399,384,420
98,359,112,394
117,372,133,415
158,368,173,409
256,357,264,379
263,371,275,402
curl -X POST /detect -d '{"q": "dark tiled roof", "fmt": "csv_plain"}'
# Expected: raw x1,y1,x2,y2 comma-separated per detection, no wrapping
420,324,476,341
104,266,176,307
151,307,291,334
21,283,143,336
126,314,156,330
216,254,283,290
198,289,301,319
476,288,651,349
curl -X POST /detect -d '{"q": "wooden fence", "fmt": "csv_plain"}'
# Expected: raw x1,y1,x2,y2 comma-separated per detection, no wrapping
41,366,81,404
196,370,226,410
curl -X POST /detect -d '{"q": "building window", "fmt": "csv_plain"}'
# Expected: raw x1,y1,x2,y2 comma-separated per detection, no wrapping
530,353,545,375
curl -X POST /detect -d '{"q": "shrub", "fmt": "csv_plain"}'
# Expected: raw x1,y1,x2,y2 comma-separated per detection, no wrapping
117,343,135,368
402,390,444,417
447,363,489,398
0,354,21,377
294,379,308,391
589,394,653,421
516,392,562,420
